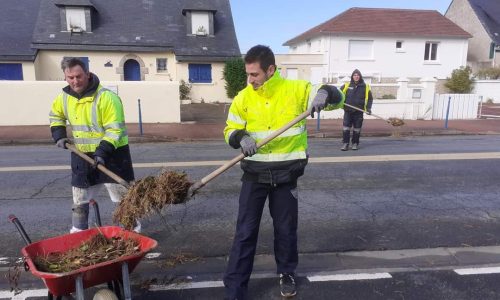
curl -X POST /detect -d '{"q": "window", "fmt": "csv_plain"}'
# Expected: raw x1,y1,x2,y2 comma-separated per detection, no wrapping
0,63,23,80
156,58,167,72
348,40,374,60
396,41,403,49
191,11,209,35
63,56,89,70
189,64,212,83
424,42,438,61
66,7,86,32
490,42,495,59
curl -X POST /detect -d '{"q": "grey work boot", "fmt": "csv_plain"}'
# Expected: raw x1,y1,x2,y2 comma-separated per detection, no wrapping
351,143,359,150
71,203,89,233
341,143,349,151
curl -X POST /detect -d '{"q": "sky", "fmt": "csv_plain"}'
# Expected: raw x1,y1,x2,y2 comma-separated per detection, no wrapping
229,0,452,54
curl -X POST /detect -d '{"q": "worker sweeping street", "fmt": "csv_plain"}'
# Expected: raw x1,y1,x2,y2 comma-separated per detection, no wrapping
49,57,140,234
222,45,343,299
340,69,373,151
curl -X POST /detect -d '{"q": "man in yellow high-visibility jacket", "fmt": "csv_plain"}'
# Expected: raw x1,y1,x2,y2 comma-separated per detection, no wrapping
49,57,137,233
223,45,343,299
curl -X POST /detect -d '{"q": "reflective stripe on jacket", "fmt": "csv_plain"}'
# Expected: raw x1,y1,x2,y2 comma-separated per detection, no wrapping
49,85,128,153
224,71,311,163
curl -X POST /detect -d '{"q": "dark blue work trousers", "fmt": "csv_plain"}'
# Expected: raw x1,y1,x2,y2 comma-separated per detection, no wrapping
343,110,364,144
223,180,298,300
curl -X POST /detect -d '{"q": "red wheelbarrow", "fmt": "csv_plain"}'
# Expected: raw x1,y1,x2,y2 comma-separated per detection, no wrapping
9,201,157,300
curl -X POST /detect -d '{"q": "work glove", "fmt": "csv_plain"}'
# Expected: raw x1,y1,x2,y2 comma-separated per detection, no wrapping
56,138,71,149
93,155,105,169
366,108,372,115
240,135,257,157
310,89,328,118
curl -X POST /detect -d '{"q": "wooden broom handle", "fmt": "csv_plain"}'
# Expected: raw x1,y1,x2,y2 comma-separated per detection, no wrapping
66,143,130,188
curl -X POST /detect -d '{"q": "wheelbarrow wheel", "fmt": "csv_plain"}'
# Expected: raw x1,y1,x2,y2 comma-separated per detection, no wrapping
93,288,118,300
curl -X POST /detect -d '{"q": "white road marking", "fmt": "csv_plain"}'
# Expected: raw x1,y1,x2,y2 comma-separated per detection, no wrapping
145,252,161,259
149,280,225,291
308,272,392,282
2,152,500,172
454,266,500,275
0,288,47,299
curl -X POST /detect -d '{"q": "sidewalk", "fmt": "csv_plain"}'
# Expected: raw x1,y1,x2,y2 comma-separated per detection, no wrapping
1,103,500,144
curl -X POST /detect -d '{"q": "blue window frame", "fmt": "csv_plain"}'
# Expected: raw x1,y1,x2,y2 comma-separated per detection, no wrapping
0,63,23,80
188,64,212,83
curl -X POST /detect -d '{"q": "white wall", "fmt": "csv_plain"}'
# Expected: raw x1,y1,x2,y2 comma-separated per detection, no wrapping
0,81,180,125
325,36,468,80
474,80,500,102
290,35,469,80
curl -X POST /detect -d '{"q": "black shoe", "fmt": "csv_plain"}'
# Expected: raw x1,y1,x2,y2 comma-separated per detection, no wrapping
280,273,297,297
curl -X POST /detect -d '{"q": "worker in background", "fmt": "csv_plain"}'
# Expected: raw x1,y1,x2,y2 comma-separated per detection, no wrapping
223,45,343,299
340,69,373,151
49,57,139,233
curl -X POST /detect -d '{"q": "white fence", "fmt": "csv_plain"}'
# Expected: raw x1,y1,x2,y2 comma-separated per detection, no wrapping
432,94,480,120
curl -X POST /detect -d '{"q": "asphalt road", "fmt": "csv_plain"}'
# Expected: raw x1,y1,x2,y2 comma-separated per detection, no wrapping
1,135,500,299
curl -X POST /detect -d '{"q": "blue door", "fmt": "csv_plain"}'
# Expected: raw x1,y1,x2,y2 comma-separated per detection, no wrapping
124,59,141,81
0,63,23,80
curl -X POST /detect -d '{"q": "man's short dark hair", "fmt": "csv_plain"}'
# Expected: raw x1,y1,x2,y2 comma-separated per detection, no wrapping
244,45,275,72
61,57,88,73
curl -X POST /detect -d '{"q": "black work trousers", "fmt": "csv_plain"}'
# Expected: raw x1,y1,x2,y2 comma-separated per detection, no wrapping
223,180,298,300
342,110,364,144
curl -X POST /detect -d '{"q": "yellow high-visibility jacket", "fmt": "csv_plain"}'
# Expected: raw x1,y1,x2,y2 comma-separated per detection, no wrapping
49,85,128,153
224,71,311,184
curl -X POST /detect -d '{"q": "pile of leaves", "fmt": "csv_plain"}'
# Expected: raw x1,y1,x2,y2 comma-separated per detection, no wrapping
114,170,192,230
388,118,405,127
34,233,139,273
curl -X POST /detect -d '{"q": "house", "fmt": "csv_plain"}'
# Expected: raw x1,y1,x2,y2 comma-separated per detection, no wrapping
282,8,471,85
0,0,240,103
445,0,500,71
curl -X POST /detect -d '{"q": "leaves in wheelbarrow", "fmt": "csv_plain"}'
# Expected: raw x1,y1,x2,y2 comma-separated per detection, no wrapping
33,233,139,273
113,170,192,230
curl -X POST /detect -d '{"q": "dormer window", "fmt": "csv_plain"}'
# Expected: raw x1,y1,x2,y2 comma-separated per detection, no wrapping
54,0,95,33
66,7,86,32
182,9,216,36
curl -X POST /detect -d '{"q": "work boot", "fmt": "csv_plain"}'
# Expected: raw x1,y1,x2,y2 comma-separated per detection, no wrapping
341,143,349,151
352,143,359,150
280,273,297,297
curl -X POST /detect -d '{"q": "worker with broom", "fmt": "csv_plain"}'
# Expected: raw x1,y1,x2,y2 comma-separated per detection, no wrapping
49,57,140,234
339,69,373,151
223,45,343,299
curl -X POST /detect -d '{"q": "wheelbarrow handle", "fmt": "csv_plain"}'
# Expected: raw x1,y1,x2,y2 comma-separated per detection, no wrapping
190,109,312,195
343,103,390,124
9,215,32,245
65,143,130,188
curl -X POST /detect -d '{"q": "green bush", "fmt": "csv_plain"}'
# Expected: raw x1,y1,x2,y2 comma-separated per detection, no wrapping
445,66,474,93
475,67,500,80
179,79,192,100
223,58,247,99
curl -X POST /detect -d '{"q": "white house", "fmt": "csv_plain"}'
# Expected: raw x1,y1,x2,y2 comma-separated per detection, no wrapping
283,8,472,84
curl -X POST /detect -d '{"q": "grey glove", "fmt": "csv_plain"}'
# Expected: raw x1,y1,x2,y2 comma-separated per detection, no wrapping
93,155,105,169
56,138,70,149
240,135,257,157
310,89,328,118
